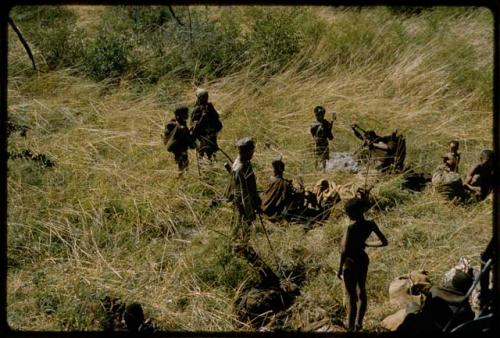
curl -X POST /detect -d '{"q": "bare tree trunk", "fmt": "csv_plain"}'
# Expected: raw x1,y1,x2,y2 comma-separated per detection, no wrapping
187,6,193,47
168,5,184,26
8,17,37,71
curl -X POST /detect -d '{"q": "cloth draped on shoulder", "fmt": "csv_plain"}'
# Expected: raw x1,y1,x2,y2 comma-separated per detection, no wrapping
260,176,294,218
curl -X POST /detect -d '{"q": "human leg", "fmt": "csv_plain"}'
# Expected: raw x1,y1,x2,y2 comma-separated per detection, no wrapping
355,254,369,331
174,151,189,171
343,258,358,331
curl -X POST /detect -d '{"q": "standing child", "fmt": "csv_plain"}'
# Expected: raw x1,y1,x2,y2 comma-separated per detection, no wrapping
310,106,333,171
338,198,388,332
163,105,195,172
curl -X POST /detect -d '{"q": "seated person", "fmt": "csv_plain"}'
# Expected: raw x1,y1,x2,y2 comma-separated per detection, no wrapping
312,179,341,221
351,124,405,173
442,141,461,173
397,266,475,333
463,149,494,201
260,159,296,219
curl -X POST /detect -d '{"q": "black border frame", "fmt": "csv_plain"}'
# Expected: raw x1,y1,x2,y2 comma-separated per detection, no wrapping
1,1,498,337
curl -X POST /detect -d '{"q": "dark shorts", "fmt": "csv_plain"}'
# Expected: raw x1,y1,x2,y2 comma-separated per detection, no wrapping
174,151,188,170
315,142,329,161
198,133,218,156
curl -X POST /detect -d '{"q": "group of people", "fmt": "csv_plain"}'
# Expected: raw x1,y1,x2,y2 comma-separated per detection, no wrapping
163,88,223,171
162,91,495,332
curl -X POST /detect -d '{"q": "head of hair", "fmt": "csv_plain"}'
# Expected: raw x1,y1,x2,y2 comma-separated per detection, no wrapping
123,303,145,332
174,105,189,117
236,137,255,150
445,270,473,295
345,197,366,218
480,149,494,162
314,106,325,117
366,130,377,140
272,159,285,174
196,88,208,98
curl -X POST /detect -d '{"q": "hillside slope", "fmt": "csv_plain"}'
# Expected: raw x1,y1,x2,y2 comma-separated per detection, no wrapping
7,5,493,331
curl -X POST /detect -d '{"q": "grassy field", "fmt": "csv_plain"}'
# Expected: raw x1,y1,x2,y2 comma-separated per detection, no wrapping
6,5,494,331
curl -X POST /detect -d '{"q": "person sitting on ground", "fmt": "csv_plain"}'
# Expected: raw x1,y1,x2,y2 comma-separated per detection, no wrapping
463,149,494,201
351,124,406,173
368,131,406,173
312,179,340,221
260,159,297,220
442,141,461,173
397,266,475,332
310,106,333,171
337,197,388,332
190,88,223,160
163,105,195,172
101,298,156,333
123,303,156,333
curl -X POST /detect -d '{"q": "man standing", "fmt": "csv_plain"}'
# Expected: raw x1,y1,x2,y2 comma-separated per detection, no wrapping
191,88,223,160
310,106,333,171
163,105,195,172
226,137,261,246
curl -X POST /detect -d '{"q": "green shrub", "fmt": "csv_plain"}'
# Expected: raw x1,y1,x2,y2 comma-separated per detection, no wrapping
126,6,171,32
83,35,129,81
10,6,84,71
31,25,84,70
248,8,302,73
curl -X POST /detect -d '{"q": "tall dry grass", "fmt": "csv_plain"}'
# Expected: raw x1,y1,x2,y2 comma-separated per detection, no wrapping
6,5,493,331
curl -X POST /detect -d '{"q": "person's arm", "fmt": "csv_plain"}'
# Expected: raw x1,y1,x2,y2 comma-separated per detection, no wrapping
310,124,317,137
351,124,365,141
327,121,333,140
365,222,388,247
370,141,389,151
208,103,223,132
463,164,481,192
338,228,351,279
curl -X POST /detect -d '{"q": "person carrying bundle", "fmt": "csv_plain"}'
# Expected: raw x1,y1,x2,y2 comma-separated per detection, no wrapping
163,105,195,171
191,88,223,160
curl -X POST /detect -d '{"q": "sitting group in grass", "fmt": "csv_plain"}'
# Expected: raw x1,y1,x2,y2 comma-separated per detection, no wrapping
161,95,494,332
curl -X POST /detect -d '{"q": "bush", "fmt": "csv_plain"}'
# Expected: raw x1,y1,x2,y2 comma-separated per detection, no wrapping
10,6,84,71
83,35,129,81
126,6,171,32
36,25,84,70
248,8,302,73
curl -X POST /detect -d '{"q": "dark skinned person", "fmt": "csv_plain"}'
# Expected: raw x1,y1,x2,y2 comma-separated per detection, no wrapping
191,88,223,160
163,105,195,172
337,197,388,332
351,124,406,173
226,137,262,246
442,141,461,173
463,149,494,201
225,138,280,286
310,106,333,171
260,159,296,220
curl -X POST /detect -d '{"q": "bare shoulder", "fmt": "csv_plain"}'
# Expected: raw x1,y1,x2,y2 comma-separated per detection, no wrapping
468,163,482,175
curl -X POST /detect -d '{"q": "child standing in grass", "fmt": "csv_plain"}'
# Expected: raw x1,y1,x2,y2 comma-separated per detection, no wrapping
337,198,388,332
163,105,195,172
310,106,333,171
